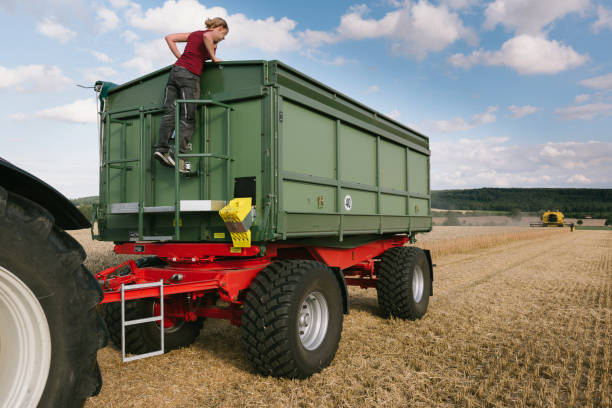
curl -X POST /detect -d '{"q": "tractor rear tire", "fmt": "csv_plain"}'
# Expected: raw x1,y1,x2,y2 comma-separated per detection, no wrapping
102,297,204,355
377,246,431,320
0,188,106,408
241,260,343,379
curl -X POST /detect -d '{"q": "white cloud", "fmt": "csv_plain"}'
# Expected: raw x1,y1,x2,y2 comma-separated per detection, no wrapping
82,66,118,83
96,8,119,33
336,4,399,39
567,174,591,184
125,0,300,54
424,106,498,133
89,50,112,63
0,64,71,92
431,139,612,188
121,30,139,43
579,72,612,90
540,144,576,158
10,98,97,123
592,5,612,32
299,29,338,48
334,2,477,60
388,108,401,120
574,94,590,104
122,38,175,74
448,34,588,75
508,105,539,118
36,17,76,43
366,85,380,94
121,0,475,67
483,0,591,35
555,103,612,120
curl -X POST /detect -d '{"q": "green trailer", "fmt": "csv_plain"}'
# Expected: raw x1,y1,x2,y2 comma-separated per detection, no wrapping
95,60,433,379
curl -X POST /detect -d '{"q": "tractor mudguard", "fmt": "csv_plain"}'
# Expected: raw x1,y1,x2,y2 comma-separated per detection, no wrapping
0,157,90,230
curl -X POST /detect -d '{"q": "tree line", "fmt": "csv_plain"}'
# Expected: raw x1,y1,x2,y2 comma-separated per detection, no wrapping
432,188,612,219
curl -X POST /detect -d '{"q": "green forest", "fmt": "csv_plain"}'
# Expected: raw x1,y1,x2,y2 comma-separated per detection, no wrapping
432,188,612,219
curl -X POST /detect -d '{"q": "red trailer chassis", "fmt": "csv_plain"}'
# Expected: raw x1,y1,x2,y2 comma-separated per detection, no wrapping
96,236,411,326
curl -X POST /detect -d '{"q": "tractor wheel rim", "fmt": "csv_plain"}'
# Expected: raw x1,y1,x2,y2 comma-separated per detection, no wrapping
413,265,425,303
298,291,329,351
0,266,51,408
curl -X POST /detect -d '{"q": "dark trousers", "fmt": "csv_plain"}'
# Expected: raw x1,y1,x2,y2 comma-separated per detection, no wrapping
156,65,201,154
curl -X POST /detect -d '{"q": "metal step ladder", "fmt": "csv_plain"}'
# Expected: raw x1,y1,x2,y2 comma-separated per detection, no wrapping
99,99,233,242
120,280,164,362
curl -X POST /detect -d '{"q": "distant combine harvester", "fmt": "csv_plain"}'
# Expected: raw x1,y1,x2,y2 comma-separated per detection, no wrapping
530,210,574,231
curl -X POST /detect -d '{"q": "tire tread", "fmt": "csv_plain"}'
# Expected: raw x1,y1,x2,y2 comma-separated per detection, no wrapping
0,187,106,407
241,260,341,379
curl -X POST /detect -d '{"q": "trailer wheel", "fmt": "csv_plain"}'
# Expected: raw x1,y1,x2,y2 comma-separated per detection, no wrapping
241,260,343,379
102,297,204,355
377,246,431,320
0,189,106,408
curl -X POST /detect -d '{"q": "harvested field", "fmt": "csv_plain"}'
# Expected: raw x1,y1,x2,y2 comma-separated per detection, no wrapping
432,215,607,227
79,227,611,408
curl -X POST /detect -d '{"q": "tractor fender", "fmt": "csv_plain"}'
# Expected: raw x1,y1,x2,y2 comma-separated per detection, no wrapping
0,157,90,230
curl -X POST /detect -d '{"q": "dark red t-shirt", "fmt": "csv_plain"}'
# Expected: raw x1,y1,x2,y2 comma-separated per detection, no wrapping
175,30,216,76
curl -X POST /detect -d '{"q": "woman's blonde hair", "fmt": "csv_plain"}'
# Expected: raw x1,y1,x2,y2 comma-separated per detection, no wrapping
205,17,229,32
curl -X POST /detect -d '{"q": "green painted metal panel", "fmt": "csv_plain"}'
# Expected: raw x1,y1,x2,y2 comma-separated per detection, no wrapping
381,194,406,215
283,181,337,213
340,188,376,214
380,139,406,191
285,213,339,234
341,215,380,231
96,60,431,245
340,124,376,186
409,198,429,216
272,61,429,152
408,150,428,194
282,101,336,179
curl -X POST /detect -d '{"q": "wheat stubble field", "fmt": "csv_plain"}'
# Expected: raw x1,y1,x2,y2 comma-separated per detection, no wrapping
79,227,611,408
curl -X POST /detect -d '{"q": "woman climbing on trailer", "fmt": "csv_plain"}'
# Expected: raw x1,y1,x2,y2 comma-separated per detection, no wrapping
153,17,228,173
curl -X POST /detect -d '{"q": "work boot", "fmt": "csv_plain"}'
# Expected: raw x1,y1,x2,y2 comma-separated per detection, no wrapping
153,151,174,167
178,158,191,174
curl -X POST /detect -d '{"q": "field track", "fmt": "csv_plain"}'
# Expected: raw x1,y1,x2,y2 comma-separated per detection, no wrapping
83,229,610,408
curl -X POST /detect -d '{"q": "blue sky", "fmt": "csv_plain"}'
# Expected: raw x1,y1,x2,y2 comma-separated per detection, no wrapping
1,0,611,198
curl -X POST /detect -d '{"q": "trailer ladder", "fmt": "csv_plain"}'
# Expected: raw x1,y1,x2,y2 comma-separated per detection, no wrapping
173,99,233,240
120,280,164,362
99,99,233,242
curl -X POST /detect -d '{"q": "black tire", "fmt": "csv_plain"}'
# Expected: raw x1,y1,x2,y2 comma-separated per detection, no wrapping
0,188,106,408
377,246,431,320
102,297,204,355
241,260,343,379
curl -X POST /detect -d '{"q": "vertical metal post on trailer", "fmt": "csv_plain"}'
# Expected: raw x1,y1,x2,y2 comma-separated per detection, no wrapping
336,119,343,241
138,109,145,240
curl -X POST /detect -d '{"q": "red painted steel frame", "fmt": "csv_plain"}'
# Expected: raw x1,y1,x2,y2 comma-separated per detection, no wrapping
97,257,269,304
96,237,409,323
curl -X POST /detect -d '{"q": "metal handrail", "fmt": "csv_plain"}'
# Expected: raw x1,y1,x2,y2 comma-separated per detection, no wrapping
173,99,233,240
103,99,232,242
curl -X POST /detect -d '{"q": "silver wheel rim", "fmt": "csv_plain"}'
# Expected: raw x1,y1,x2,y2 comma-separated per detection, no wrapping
0,266,52,408
298,291,329,351
412,265,425,303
